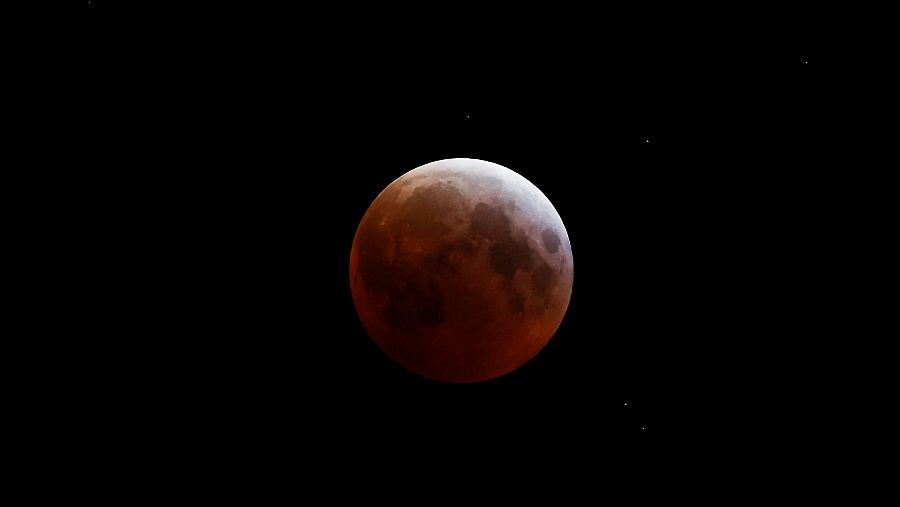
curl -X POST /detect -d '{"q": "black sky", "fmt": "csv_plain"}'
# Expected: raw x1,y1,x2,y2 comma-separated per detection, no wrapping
47,1,879,495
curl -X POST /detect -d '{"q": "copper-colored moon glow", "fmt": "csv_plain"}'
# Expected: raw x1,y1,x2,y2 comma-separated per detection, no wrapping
350,158,573,383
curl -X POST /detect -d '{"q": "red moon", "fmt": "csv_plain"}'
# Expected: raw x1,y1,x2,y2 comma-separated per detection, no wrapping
350,158,573,383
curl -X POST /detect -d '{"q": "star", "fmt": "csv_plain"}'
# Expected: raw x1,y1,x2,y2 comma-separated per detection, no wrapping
624,402,629,406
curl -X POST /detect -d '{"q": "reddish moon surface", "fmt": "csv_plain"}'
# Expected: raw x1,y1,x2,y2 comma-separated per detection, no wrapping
350,158,573,383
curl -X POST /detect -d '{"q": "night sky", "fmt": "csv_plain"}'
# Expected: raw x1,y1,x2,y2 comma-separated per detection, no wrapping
50,0,879,495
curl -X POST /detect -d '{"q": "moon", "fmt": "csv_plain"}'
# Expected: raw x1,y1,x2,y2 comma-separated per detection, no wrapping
350,158,573,383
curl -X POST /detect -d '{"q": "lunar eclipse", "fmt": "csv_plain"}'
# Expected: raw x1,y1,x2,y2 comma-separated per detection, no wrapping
350,158,573,382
